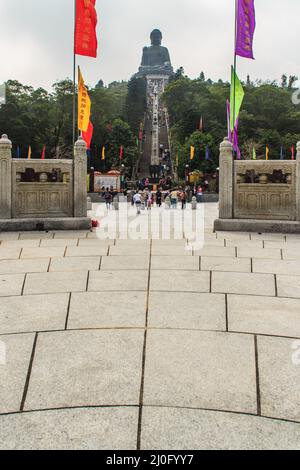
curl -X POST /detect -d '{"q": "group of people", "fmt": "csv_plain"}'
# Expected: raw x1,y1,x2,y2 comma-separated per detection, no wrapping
131,185,205,214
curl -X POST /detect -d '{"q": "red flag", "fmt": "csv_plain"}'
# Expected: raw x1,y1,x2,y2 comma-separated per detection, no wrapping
82,121,94,149
41,145,46,160
120,146,124,160
75,0,98,58
291,146,295,160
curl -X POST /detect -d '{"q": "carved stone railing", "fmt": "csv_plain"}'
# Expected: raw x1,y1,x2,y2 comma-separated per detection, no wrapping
215,138,300,232
0,134,91,230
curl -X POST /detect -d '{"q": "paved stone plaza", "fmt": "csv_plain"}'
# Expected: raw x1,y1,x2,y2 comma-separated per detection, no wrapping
0,203,300,449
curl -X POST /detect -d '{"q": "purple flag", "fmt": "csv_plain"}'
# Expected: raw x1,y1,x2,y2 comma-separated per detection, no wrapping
235,0,256,60
226,100,232,142
233,117,241,160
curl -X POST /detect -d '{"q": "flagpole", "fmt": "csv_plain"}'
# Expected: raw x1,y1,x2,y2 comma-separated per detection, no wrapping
73,0,77,150
233,0,238,143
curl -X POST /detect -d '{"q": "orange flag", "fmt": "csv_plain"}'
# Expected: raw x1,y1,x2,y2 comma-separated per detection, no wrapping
82,122,94,150
78,67,91,133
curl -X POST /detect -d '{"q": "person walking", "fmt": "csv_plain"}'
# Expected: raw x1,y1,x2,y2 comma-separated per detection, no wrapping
156,189,162,208
179,189,187,210
104,188,112,210
170,189,178,209
133,192,142,215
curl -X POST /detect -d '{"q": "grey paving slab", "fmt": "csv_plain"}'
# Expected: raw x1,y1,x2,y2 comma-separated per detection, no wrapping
212,272,275,296
40,238,78,247
194,246,236,257
1,240,41,248
115,239,151,247
0,293,69,334
65,246,108,257
19,233,54,240
225,240,263,248
0,259,50,275
237,247,281,260
78,238,111,247
251,233,286,241
217,232,251,240
201,256,251,273
49,256,100,272
0,407,139,450
228,295,300,337
0,274,25,297
144,330,256,413
25,330,144,410
101,256,149,271
277,275,300,299
88,270,148,292
109,245,150,256
150,270,210,293
24,271,88,295
152,240,191,247
282,249,300,260
0,232,20,241
0,333,35,413
151,256,199,271
148,292,226,330
0,248,21,260
54,231,89,239
253,259,300,275
151,246,193,256
20,247,65,259
68,291,147,329
141,407,300,450
264,241,298,249
258,336,300,422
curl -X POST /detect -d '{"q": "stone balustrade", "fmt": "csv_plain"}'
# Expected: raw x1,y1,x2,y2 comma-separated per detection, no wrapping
0,134,91,231
215,138,300,233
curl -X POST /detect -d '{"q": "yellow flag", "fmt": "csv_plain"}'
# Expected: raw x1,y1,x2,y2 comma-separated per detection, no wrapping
266,146,269,160
78,67,91,133
176,154,179,166
28,146,32,160
190,146,195,161
101,146,105,161
252,146,257,160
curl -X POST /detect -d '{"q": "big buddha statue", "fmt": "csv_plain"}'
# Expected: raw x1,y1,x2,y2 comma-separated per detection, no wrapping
137,29,174,77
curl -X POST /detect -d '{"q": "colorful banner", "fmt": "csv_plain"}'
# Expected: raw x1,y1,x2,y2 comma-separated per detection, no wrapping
235,0,256,60
230,66,245,131
75,0,98,58
82,121,94,149
28,146,32,160
190,146,195,161
78,67,91,132
41,145,46,160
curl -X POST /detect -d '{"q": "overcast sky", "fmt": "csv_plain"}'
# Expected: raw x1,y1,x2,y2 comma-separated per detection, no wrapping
0,0,299,90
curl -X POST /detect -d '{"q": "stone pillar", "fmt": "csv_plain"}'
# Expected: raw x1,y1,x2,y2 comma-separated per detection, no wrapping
0,134,12,219
74,136,87,218
219,137,234,219
296,141,300,221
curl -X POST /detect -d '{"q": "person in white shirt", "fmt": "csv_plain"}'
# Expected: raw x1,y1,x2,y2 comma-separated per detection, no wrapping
133,192,142,214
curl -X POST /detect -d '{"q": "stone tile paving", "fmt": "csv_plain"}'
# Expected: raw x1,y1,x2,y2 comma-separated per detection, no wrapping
0,203,300,449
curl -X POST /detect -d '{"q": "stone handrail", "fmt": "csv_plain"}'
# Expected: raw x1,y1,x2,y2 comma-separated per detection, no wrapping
0,134,90,230
216,138,300,230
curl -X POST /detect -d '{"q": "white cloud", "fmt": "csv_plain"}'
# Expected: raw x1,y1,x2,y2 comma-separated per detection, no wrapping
0,0,299,90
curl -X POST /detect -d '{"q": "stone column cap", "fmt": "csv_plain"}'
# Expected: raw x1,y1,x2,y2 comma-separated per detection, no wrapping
0,134,12,147
220,137,233,150
75,136,87,149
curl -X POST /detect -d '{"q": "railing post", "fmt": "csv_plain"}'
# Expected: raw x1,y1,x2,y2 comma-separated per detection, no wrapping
296,141,300,221
219,137,234,219
74,136,87,218
0,134,12,219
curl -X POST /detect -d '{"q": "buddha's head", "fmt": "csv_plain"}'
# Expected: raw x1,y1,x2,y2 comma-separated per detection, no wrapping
150,29,162,46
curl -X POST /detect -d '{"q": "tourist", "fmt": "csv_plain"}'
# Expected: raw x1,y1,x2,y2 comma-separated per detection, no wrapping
179,189,187,210
104,188,112,209
197,186,203,203
170,188,178,209
133,192,142,215
156,189,162,207
147,191,153,210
